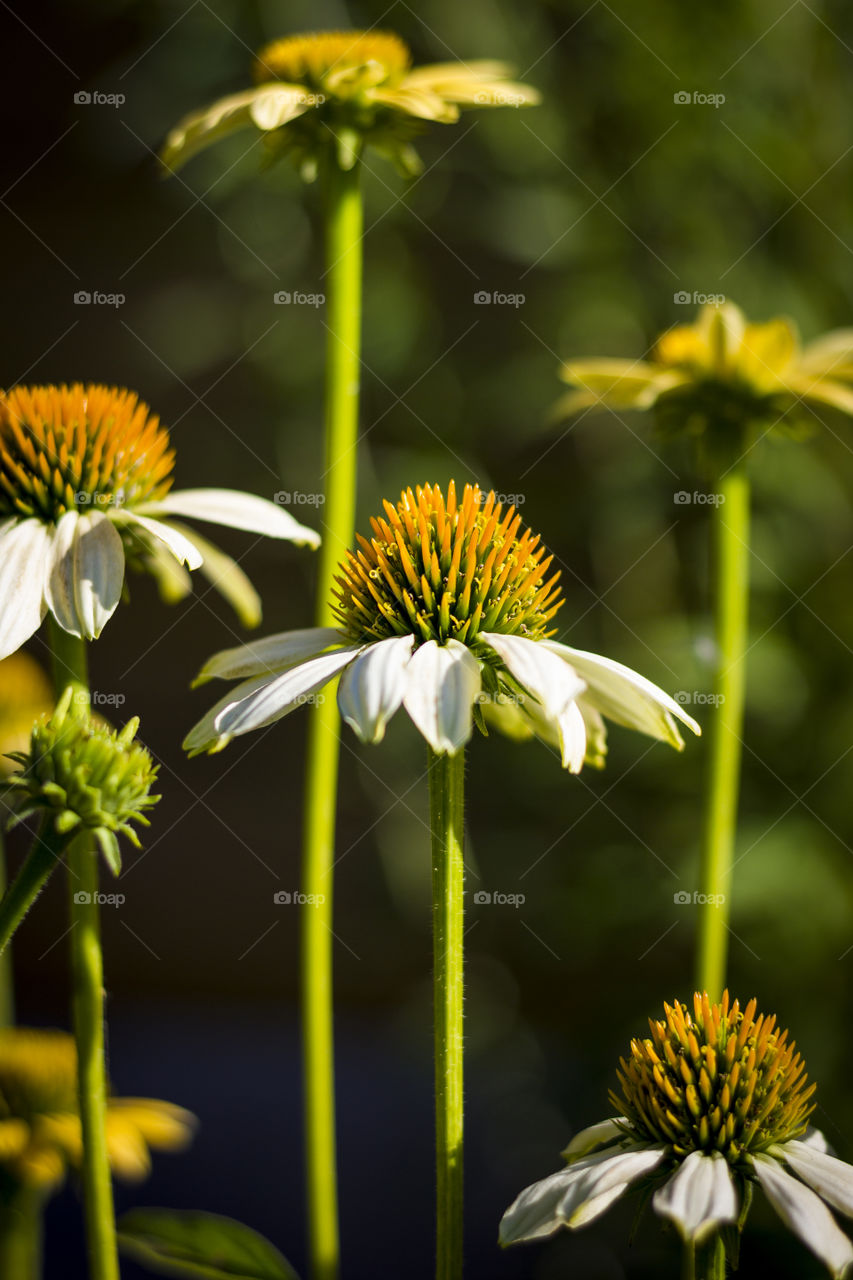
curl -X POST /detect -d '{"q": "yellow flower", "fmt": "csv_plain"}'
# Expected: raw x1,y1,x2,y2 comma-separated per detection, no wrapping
0,1028,195,1191
0,654,53,776
557,301,853,458
162,29,540,178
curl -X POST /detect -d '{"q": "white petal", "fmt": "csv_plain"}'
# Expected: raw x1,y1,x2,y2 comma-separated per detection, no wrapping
188,647,360,752
338,635,415,744
500,1169,577,1244
562,1118,627,1163
402,639,481,754
653,1151,739,1241
543,641,701,748
248,86,314,131
141,489,320,548
45,510,125,640
754,1153,853,1278
777,1140,853,1220
480,632,586,720
0,519,50,659
194,628,345,685
163,520,260,627
559,1146,667,1228
500,1145,665,1245
120,513,203,571
556,700,587,773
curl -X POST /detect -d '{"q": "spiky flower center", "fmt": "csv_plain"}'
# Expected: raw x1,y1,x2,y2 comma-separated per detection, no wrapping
0,384,174,521
612,992,815,1165
5,687,160,843
255,30,411,92
0,1029,77,1119
333,482,563,646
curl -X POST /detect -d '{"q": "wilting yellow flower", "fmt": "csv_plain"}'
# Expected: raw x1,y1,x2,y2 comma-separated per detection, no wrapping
162,29,540,178
0,383,319,660
557,301,853,457
502,992,853,1277
0,654,53,776
185,482,698,767
0,1028,195,1190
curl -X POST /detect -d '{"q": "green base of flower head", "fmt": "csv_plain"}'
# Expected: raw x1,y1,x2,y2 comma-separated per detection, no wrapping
3,687,159,875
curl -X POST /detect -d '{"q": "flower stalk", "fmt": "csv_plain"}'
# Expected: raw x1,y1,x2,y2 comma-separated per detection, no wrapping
697,466,750,998
429,748,466,1280
685,1233,726,1280
0,1183,44,1280
300,155,363,1280
46,627,119,1280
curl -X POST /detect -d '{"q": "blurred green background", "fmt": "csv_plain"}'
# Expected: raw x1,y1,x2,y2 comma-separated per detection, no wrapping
3,0,853,1275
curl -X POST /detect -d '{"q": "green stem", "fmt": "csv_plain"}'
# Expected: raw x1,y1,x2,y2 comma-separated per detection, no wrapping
300,157,363,1280
47,627,120,1280
428,749,466,1280
0,1182,45,1279
0,825,67,957
685,1231,726,1279
696,467,750,998
0,830,14,1026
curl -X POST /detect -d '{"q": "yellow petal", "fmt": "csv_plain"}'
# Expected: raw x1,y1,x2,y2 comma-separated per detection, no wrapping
108,1099,197,1152
0,1118,31,1159
558,359,686,412
797,328,853,378
369,85,459,123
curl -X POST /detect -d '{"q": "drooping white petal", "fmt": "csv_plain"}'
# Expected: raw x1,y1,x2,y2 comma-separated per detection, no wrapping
653,1151,739,1241
163,520,261,628
500,1145,665,1245
543,641,701,748
556,700,587,773
249,86,315,131
562,1118,626,1163
140,489,320,548
185,647,360,753
776,1140,853,1220
194,628,345,685
119,513,203,571
45,510,125,640
499,1169,577,1244
402,639,481,754
754,1153,853,1278
480,632,585,718
559,1145,667,1228
338,635,415,744
0,519,50,660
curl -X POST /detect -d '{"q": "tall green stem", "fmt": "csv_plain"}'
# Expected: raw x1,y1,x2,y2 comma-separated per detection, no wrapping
684,1231,726,1280
428,749,466,1280
696,467,750,997
0,1183,45,1279
300,157,363,1280
48,625,119,1280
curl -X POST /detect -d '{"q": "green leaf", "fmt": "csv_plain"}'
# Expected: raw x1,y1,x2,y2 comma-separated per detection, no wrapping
118,1210,299,1280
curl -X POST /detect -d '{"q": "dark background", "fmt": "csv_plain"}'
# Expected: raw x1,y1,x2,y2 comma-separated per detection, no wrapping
2,0,853,1275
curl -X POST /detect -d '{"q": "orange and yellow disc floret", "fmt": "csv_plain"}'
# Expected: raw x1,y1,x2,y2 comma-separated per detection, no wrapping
255,30,412,92
0,384,174,522
333,481,564,647
612,992,816,1166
